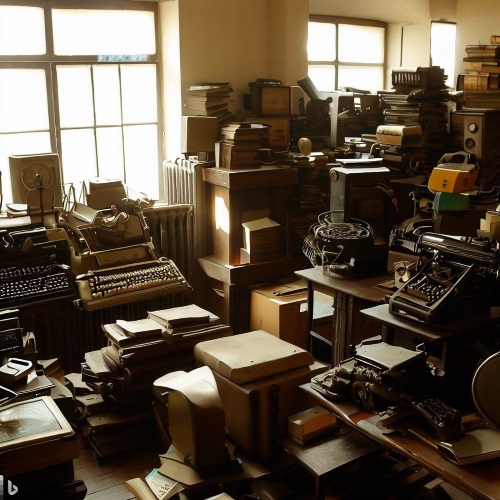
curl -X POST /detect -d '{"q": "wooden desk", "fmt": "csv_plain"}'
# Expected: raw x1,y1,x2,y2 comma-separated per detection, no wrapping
361,304,500,411
300,383,500,500
295,266,389,366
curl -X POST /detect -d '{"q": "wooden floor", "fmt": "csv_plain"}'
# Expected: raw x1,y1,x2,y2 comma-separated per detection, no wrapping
73,435,161,499
71,433,472,500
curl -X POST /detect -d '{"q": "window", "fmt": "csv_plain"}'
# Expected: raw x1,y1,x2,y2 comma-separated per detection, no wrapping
430,21,456,88
307,16,386,93
0,1,161,207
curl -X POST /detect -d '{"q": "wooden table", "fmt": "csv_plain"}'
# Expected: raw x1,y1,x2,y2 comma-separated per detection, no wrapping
300,383,500,500
362,303,500,411
295,266,390,366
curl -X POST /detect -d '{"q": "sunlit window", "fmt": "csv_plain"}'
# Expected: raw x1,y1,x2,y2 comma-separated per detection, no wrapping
431,21,456,88
0,1,160,204
0,6,45,55
308,17,386,92
52,9,156,56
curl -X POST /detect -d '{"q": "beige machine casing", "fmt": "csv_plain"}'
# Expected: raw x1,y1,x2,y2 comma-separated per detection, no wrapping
194,330,326,460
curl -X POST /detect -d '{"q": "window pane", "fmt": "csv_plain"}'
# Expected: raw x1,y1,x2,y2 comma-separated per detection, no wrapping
57,66,94,128
94,66,122,126
0,6,45,55
52,9,156,56
338,25,384,63
96,127,124,180
121,65,158,123
123,125,158,199
338,66,384,92
431,22,456,88
308,22,336,61
60,129,97,184
0,69,49,133
308,65,336,92
0,132,51,205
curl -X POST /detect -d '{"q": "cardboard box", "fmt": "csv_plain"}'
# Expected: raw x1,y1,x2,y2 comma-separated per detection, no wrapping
242,217,281,253
250,279,309,349
181,116,218,154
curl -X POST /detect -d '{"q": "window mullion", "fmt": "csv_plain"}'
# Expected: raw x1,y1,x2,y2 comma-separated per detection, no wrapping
90,65,99,177
335,21,339,90
118,64,127,185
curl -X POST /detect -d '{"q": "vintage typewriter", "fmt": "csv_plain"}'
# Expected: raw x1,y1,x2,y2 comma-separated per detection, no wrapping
69,201,190,311
312,338,463,442
389,232,500,325
0,227,74,308
75,242,188,311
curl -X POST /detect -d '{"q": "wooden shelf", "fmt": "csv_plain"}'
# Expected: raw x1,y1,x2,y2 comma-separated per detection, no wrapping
202,165,298,189
199,255,309,285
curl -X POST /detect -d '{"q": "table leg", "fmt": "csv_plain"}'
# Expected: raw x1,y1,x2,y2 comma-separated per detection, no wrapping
307,280,315,353
332,291,348,366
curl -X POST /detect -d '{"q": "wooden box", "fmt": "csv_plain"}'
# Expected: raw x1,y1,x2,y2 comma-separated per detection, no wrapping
249,84,291,116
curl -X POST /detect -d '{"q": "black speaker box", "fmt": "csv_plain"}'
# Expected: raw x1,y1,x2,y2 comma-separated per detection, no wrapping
451,109,500,190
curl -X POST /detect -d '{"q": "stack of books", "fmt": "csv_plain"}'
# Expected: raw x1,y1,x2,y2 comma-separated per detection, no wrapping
219,122,269,168
461,36,500,91
184,82,233,120
83,410,155,462
66,305,231,460
380,80,450,163
376,124,428,175
457,35,500,108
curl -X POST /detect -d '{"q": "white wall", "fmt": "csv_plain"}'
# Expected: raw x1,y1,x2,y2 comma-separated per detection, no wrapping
160,0,309,159
159,0,471,159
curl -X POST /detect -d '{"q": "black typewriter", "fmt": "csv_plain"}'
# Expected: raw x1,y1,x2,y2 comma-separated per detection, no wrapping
0,227,74,307
389,233,500,325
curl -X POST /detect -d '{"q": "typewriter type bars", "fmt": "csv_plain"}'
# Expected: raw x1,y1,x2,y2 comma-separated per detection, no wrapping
75,258,190,311
0,261,73,307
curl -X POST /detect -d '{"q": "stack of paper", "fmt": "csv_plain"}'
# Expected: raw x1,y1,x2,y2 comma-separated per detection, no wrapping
479,210,500,239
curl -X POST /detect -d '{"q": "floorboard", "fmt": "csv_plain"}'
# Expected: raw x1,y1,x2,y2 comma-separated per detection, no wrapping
73,435,161,497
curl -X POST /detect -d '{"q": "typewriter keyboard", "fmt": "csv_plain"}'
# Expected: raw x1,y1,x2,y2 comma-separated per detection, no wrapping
0,272,72,304
0,264,53,280
87,259,186,299
406,275,449,304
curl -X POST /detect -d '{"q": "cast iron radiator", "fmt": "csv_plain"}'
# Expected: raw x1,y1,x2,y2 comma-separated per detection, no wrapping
144,203,194,284
162,158,197,205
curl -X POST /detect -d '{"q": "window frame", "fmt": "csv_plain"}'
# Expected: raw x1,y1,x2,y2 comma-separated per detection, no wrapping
0,0,164,200
308,15,387,91
430,19,456,89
